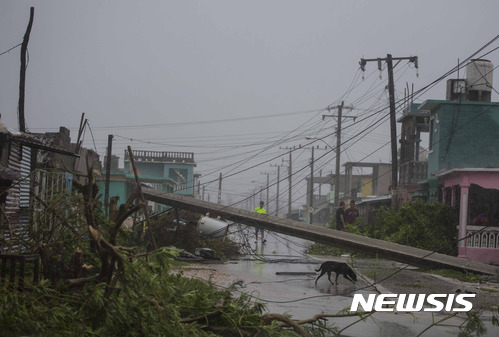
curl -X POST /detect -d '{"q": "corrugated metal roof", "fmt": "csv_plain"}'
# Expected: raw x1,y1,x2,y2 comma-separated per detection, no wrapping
4,130,79,158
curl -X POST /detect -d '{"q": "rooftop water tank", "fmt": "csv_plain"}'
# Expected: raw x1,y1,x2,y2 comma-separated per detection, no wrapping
466,59,493,102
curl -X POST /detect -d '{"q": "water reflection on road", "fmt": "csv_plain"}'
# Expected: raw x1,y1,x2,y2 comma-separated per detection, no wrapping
211,224,499,336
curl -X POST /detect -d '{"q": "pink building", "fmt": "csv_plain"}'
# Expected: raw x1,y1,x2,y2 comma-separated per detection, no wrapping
421,60,499,265
438,169,499,264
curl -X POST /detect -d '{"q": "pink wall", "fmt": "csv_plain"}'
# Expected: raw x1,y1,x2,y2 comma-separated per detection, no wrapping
465,247,499,264
443,170,499,190
441,170,499,265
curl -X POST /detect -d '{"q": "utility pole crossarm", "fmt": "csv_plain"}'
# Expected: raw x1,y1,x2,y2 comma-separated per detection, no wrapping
322,114,357,122
323,103,355,121
359,54,419,190
360,56,418,71
321,101,356,209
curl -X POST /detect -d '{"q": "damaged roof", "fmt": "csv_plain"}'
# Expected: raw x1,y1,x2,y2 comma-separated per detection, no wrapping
2,129,79,158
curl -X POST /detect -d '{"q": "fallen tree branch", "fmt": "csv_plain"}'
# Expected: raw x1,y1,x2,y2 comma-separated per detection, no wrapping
67,275,98,287
109,188,143,245
88,226,125,266
115,245,137,252
290,311,373,326
336,311,376,335
262,313,310,337
268,311,374,329
201,326,252,337
180,309,222,323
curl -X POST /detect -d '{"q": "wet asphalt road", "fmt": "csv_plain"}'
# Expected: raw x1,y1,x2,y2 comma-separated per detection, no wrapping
210,225,499,336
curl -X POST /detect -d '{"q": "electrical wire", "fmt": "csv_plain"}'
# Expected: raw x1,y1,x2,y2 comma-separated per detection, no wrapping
0,42,22,56
205,36,499,219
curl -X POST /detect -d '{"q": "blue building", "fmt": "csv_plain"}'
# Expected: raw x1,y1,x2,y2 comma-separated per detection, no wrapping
98,150,197,213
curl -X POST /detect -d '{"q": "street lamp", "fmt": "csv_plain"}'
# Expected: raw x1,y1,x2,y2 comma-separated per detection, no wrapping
305,136,330,148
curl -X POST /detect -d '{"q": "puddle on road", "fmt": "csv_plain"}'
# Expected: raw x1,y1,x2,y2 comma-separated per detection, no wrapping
217,228,499,336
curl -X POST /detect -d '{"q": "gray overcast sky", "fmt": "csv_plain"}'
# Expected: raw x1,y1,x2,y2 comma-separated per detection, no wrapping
1,1,499,210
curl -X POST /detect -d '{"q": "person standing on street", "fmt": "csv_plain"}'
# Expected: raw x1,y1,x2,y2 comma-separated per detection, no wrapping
345,200,359,225
336,201,346,231
254,201,267,242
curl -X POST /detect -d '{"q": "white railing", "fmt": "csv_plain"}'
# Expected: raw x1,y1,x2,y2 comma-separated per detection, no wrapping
465,226,499,248
124,150,195,163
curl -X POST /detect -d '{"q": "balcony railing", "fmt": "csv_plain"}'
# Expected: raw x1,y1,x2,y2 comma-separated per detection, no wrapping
399,161,427,185
466,226,499,249
124,150,195,164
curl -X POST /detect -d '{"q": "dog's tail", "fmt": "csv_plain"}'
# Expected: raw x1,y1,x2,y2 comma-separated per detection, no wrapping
315,267,321,272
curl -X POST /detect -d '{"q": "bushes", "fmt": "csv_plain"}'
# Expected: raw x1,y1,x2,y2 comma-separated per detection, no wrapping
0,248,269,337
360,199,458,255
0,173,308,336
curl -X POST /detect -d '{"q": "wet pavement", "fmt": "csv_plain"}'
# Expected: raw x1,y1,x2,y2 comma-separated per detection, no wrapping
206,225,499,336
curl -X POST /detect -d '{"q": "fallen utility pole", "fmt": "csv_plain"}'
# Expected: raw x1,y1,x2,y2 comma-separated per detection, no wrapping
141,188,499,276
359,55,418,189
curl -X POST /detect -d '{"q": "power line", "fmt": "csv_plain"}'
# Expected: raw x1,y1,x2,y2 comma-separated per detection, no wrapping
77,108,325,130
0,42,22,56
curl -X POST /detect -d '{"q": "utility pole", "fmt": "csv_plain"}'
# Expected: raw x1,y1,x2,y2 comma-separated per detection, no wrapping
18,7,34,132
304,145,327,224
318,169,322,196
309,147,314,224
287,150,292,219
359,54,418,189
270,164,284,217
322,102,354,210
277,165,280,216
260,171,270,210
218,173,222,204
279,147,294,219
301,145,327,224
104,134,113,216
73,113,86,171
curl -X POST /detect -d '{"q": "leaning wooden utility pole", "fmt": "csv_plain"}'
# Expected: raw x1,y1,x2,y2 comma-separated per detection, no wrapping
359,54,418,189
127,146,157,250
104,134,113,216
18,7,34,132
72,113,87,171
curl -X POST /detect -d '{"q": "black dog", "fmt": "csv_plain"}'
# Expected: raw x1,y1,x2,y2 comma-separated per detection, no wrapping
315,261,357,285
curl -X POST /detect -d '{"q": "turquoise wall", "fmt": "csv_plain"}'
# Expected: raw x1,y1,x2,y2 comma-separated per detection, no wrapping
427,100,499,177
131,162,164,178
123,161,195,196
163,164,194,195
96,180,128,207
